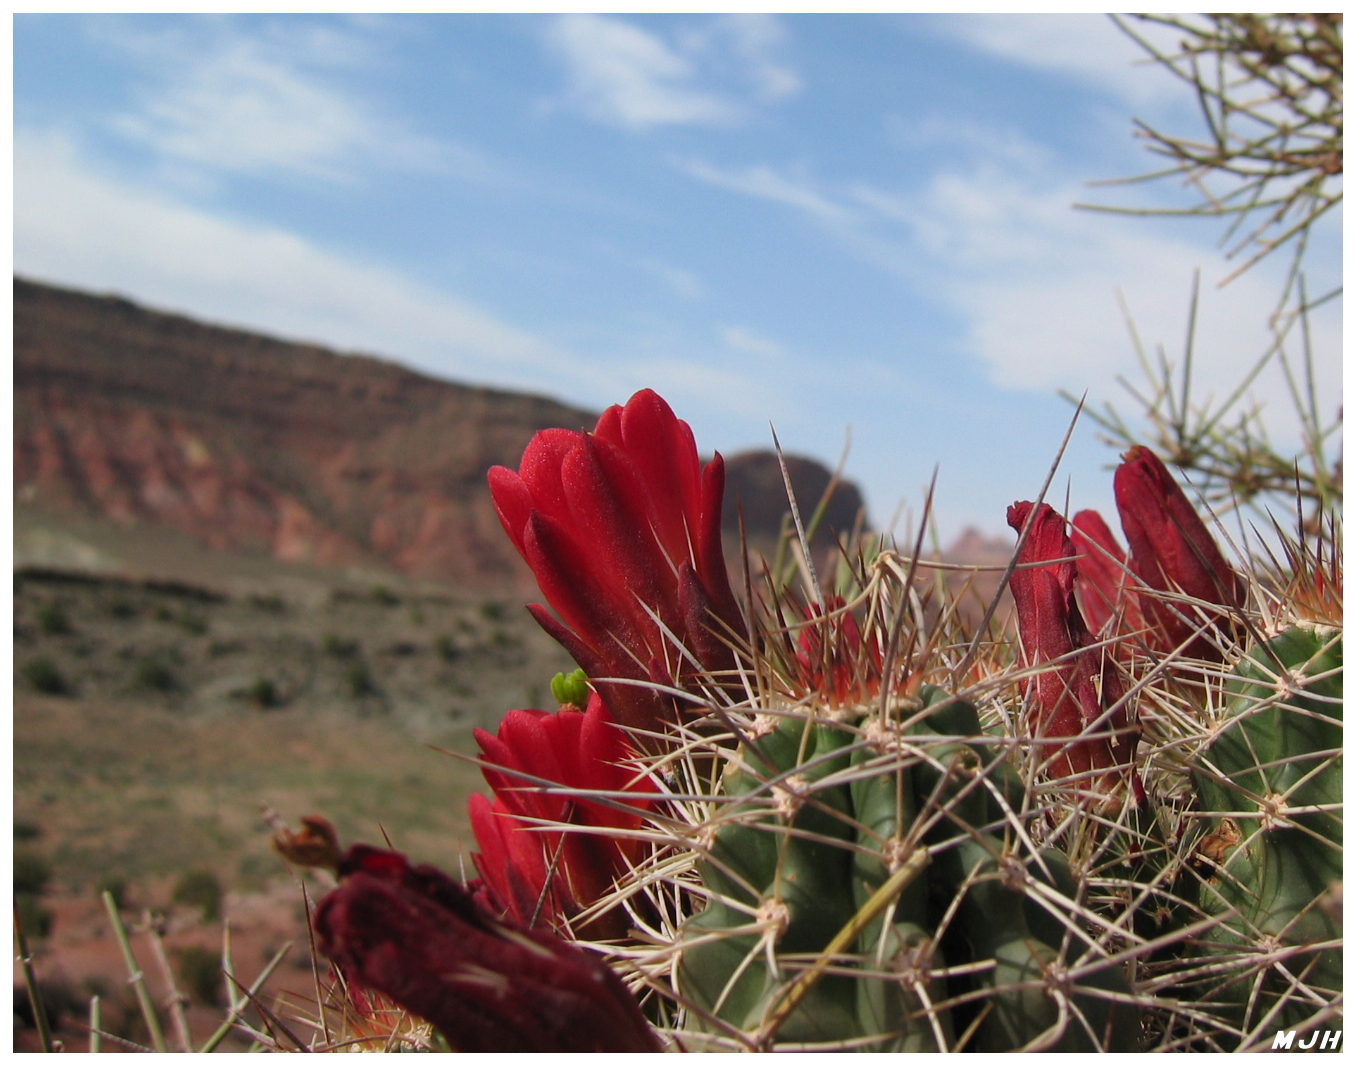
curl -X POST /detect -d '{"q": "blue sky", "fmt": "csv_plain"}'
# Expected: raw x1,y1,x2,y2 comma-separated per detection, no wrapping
13,13,1342,544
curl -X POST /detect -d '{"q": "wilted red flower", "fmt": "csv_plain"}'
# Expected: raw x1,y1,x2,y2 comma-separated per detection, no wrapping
1070,509,1145,639
1113,446,1242,657
314,844,660,1053
469,692,652,940
1007,502,1135,787
488,389,744,737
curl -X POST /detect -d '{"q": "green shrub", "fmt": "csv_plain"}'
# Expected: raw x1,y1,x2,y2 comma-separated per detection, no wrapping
171,868,223,922
344,661,376,698
178,610,208,635
13,820,41,842
480,600,506,622
370,585,400,606
434,634,460,662
107,597,137,619
36,601,72,636
247,677,280,708
15,894,53,940
22,658,68,695
176,944,224,1006
322,633,359,659
248,593,286,614
133,653,177,693
95,875,128,908
14,849,51,895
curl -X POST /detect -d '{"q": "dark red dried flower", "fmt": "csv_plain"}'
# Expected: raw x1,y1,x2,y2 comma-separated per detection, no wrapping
488,389,743,737
314,844,660,1053
1071,509,1145,639
1007,501,1136,787
1113,446,1242,657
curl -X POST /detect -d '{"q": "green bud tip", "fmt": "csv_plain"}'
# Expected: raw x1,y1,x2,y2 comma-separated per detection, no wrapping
551,668,591,710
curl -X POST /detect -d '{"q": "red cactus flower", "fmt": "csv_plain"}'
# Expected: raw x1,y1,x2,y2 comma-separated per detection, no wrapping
488,389,744,737
794,596,882,708
469,692,652,940
1007,502,1135,787
1113,446,1242,657
314,843,660,1053
1070,509,1145,639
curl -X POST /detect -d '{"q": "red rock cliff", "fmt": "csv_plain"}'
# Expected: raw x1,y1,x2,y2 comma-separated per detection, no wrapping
14,277,598,589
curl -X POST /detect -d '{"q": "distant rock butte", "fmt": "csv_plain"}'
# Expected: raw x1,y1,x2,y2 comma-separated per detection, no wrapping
14,278,872,591
722,450,867,550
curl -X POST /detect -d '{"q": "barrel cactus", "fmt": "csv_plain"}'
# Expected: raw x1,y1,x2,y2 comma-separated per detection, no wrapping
299,389,1339,1054
1182,625,1342,1044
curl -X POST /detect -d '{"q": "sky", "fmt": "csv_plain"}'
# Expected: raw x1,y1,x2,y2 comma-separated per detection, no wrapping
12,13,1342,545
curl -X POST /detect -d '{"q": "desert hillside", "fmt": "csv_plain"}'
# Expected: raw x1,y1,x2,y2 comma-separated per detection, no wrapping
14,276,601,588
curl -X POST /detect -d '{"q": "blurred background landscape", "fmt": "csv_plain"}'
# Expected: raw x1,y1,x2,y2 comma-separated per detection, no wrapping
13,274,1012,1048
12,14,1339,1050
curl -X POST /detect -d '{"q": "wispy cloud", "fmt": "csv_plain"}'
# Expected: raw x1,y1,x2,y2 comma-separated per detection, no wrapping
678,159,849,222
720,325,786,360
637,257,706,300
927,14,1187,108
673,145,1340,445
14,130,588,396
545,14,798,131
98,18,480,184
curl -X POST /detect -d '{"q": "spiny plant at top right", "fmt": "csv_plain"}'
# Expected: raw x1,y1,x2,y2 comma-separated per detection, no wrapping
1046,444,1342,1049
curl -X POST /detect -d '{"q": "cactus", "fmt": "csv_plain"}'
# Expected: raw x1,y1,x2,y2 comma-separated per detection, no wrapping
297,389,1339,1055
1186,626,1342,1044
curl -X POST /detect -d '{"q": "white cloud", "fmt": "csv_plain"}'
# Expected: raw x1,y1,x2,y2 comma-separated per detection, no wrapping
930,14,1189,108
100,19,472,183
638,257,706,300
678,159,849,223
709,15,801,103
674,149,1341,448
545,14,798,131
13,131,589,396
720,325,785,360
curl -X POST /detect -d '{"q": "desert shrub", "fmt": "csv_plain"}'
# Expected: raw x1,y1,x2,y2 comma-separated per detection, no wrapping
172,868,223,922
13,976,81,1030
434,634,460,662
344,661,376,698
370,585,400,606
107,596,137,619
248,593,286,614
176,944,225,1006
13,820,41,842
479,599,506,622
14,849,51,895
247,677,280,708
95,875,128,908
15,848,53,942
133,653,177,693
177,609,208,635
15,894,54,940
323,633,359,659
22,658,68,695
36,600,72,636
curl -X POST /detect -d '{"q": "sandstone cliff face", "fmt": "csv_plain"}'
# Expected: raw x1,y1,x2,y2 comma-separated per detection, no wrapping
14,278,884,593
14,278,598,589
